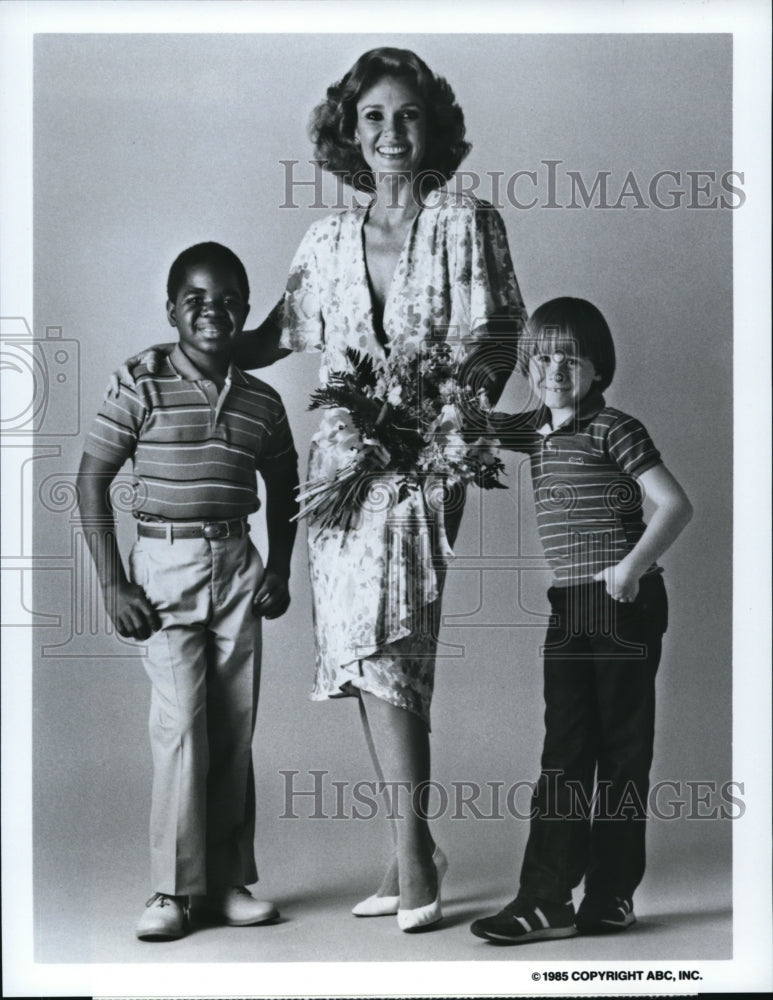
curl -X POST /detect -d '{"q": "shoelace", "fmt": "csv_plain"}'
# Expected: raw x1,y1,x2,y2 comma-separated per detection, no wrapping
146,892,181,908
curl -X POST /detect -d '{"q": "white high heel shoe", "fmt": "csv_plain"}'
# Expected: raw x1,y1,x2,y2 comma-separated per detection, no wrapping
352,846,447,918
396,846,448,932
351,892,400,917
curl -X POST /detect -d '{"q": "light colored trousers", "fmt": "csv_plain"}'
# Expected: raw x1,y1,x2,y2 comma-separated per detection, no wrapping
129,531,263,896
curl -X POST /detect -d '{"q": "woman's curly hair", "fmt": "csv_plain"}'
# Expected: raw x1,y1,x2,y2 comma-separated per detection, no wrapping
309,47,472,192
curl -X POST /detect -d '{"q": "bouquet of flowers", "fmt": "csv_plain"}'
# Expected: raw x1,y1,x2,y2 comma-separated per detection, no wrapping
295,344,506,530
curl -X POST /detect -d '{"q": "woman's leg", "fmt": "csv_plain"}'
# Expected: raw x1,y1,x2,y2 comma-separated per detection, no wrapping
352,485,456,904
358,698,399,898
359,691,438,910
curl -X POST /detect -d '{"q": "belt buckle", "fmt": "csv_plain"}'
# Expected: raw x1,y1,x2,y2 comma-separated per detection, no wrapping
202,521,228,540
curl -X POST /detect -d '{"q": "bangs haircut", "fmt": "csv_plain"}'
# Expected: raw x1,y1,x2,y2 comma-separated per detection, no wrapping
520,297,616,392
530,329,583,360
309,46,472,192
167,242,250,303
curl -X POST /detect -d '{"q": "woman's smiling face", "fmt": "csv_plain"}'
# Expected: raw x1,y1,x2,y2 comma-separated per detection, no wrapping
355,75,427,178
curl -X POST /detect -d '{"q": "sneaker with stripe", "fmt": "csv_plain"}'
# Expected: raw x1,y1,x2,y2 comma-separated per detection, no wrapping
576,895,636,933
470,896,577,944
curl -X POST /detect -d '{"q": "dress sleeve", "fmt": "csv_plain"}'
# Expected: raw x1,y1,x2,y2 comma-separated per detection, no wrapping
467,203,527,341
486,409,540,454
278,221,325,353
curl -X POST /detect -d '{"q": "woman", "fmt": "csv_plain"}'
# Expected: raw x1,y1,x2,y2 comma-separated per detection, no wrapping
118,47,526,930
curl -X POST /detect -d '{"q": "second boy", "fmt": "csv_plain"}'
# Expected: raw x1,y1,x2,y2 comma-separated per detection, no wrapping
471,296,693,944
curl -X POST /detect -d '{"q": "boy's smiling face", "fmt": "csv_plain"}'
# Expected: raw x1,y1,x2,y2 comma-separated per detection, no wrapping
167,262,249,365
529,347,601,420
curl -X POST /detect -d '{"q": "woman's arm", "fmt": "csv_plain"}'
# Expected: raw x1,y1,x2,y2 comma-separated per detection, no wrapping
459,319,521,407
106,298,292,396
231,298,292,370
459,203,527,406
104,342,175,397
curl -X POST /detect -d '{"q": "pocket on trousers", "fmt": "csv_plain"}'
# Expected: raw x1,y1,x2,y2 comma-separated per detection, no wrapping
626,574,669,636
128,542,148,590
244,537,265,587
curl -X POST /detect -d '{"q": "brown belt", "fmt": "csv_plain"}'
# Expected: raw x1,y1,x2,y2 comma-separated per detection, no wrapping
136,517,249,540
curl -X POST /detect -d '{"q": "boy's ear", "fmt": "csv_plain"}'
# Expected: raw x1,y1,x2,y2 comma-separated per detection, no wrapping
166,300,177,328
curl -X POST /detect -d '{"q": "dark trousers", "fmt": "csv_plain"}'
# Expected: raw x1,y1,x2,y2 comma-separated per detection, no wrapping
519,573,668,904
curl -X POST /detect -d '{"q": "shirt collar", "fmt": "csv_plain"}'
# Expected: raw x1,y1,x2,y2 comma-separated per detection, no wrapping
537,389,607,435
169,343,248,385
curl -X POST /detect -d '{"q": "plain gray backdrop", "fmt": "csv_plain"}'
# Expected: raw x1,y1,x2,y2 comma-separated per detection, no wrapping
31,32,732,963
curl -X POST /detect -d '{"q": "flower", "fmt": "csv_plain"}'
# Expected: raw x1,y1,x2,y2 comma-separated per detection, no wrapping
434,403,461,433
443,430,468,462
387,384,403,406
438,378,456,400
296,345,506,527
361,436,391,468
467,435,501,465
325,412,362,455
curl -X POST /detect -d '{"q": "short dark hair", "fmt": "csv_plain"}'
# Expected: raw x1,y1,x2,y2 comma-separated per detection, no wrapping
166,242,250,302
309,47,472,193
521,297,616,391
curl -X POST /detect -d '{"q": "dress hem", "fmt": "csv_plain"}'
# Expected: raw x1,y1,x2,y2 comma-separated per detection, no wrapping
308,684,431,730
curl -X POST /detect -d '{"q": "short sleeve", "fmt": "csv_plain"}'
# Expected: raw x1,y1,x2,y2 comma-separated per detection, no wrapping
468,203,527,340
606,413,662,477
82,385,144,466
278,221,325,353
256,402,298,473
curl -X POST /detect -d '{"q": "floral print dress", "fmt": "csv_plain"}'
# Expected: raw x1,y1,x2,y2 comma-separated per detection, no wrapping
279,190,527,727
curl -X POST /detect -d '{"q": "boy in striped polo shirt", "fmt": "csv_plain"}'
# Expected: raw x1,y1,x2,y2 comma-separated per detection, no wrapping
471,297,693,944
78,242,298,940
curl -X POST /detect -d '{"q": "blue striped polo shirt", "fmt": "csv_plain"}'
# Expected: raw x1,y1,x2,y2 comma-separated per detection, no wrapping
490,392,662,585
84,345,297,520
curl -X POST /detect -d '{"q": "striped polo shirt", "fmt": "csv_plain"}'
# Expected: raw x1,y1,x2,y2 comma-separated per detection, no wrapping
84,345,297,520
490,392,662,585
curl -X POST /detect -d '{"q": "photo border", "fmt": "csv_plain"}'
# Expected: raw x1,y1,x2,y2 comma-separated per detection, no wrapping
1,1,770,996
